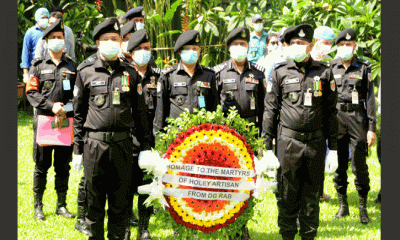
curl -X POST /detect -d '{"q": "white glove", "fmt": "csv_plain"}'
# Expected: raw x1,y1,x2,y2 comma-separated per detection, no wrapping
325,150,338,173
23,73,29,83
138,150,169,176
72,154,83,171
263,150,280,169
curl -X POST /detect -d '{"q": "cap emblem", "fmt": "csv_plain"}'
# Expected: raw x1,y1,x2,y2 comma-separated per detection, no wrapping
346,33,351,40
114,22,119,30
298,29,305,37
241,31,246,38
196,35,200,43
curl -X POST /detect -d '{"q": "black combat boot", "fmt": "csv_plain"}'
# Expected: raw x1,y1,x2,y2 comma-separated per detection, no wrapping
359,194,370,224
333,193,350,219
33,192,45,221
56,192,75,218
241,226,251,240
75,205,90,235
281,234,295,240
137,212,152,240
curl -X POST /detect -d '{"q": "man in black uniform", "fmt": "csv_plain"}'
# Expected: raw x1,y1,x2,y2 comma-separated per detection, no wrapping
330,28,376,224
119,20,136,65
124,29,161,240
262,24,338,240
153,30,218,136
72,17,152,240
26,19,76,221
213,26,267,240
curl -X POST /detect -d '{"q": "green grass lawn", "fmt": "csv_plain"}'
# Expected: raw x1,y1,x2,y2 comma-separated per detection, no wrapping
17,110,381,239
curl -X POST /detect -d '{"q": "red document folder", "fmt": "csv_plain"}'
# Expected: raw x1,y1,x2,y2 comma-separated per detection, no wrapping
36,115,73,146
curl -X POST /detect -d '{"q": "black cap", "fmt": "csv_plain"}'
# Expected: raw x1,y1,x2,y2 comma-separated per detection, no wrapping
282,26,295,44
174,30,200,52
283,24,314,44
335,28,356,45
93,17,120,41
125,6,145,20
225,27,250,47
121,20,136,38
127,29,150,52
42,19,64,39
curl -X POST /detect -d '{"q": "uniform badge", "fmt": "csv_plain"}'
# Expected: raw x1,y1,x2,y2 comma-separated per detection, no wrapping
137,84,143,95
176,96,185,106
44,81,53,90
267,81,272,93
241,31,246,38
330,80,336,91
298,29,305,37
313,76,320,81
368,73,373,81
94,95,105,107
114,22,119,30
289,92,299,102
346,33,351,40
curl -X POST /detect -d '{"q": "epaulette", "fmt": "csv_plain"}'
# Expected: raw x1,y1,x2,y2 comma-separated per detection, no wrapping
357,58,371,67
273,61,287,69
201,65,215,72
77,54,97,71
31,57,44,66
250,62,265,73
151,66,161,75
161,65,176,75
212,63,227,73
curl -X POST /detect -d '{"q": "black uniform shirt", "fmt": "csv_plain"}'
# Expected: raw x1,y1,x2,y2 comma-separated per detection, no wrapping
27,53,77,117
262,58,338,150
214,59,266,130
73,52,151,155
153,62,218,136
330,56,376,132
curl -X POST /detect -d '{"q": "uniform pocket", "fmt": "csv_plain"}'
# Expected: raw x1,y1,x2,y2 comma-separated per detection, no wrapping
283,83,301,93
171,86,188,96
90,86,109,109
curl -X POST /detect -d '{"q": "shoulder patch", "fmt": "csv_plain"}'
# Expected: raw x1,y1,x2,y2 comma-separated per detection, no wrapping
31,58,44,66
357,58,371,67
151,66,161,75
274,61,287,69
77,55,97,71
212,63,227,73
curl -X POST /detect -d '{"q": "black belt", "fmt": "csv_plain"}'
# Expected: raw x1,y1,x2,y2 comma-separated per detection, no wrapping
281,126,323,142
336,102,361,112
88,131,130,142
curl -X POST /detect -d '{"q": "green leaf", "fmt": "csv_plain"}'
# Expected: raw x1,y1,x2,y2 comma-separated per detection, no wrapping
207,21,219,37
164,0,184,24
152,14,162,25
157,30,182,38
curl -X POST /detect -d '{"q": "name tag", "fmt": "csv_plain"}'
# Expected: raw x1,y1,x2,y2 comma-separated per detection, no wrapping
285,78,299,84
91,80,106,86
197,81,211,88
41,69,53,74
334,74,341,79
174,82,187,87
223,79,236,84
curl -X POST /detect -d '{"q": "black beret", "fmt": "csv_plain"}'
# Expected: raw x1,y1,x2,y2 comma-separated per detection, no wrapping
174,30,200,52
121,20,136,38
284,24,314,44
125,6,145,20
127,29,150,52
42,19,64,39
93,17,120,41
335,28,356,45
225,27,250,47
282,26,295,44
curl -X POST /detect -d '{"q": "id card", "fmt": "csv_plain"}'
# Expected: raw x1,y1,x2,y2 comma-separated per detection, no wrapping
64,103,73,112
198,95,205,108
250,96,256,110
352,90,359,104
63,79,71,91
113,88,120,105
304,90,312,106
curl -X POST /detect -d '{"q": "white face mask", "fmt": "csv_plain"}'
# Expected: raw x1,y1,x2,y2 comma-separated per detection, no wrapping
136,22,145,30
38,18,48,29
99,40,121,59
289,44,309,62
268,44,279,52
254,23,263,32
121,41,129,54
230,45,248,62
336,46,354,61
311,42,332,60
133,50,151,66
47,39,65,53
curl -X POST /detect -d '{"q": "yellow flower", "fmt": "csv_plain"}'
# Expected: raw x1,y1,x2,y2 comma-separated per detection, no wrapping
216,217,226,224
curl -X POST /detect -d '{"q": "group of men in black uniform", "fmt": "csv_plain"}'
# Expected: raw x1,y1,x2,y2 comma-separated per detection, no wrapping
25,5,378,240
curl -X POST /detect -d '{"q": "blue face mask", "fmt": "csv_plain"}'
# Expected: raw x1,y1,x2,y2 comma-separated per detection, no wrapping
180,50,198,65
48,39,65,53
133,50,151,66
99,40,121,59
136,22,145,30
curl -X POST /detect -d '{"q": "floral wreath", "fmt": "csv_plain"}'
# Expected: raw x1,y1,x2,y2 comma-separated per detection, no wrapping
139,106,275,239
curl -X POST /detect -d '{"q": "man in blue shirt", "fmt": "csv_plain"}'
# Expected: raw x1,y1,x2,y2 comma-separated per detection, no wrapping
247,14,268,64
21,7,49,83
